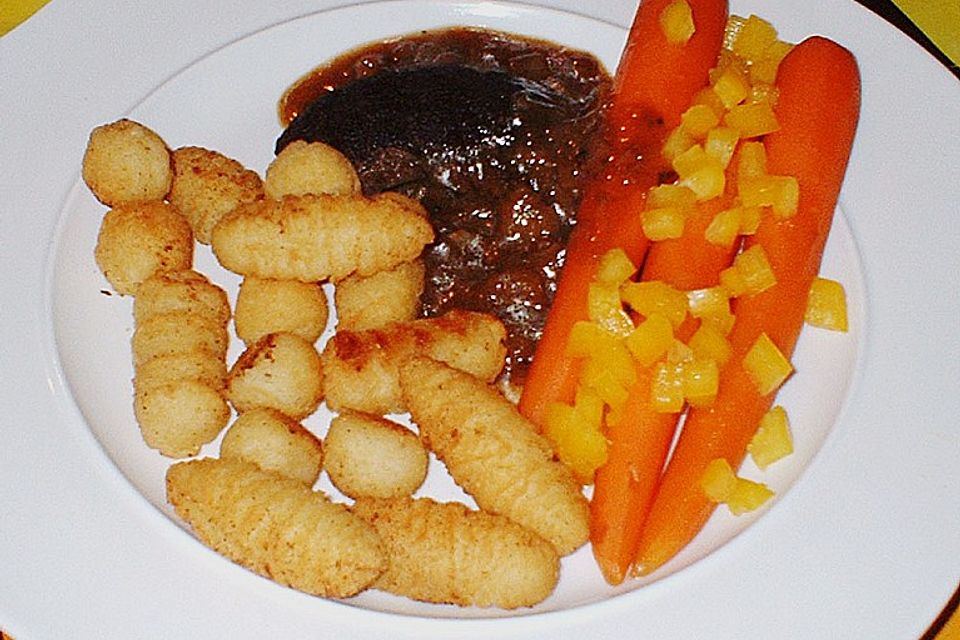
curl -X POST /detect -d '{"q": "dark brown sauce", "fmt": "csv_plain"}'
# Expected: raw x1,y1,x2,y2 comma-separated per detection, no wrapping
277,27,612,388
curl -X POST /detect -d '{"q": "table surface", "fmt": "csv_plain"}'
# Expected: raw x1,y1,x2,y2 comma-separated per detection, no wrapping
0,1,957,639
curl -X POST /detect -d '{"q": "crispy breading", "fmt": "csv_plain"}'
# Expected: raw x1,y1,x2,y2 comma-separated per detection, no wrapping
234,276,329,345
399,357,589,556
82,119,172,207
352,496,559,608
131,312,229,367
220,407,323,485
264,140,361,199
334,259,425,332
324,411,427,499
133,269,230,327
227,332,323,420
134,379,230,457
321,310,506,415
166,457,386,598
169,146,264,244
94,201,193,296
210,192,433,282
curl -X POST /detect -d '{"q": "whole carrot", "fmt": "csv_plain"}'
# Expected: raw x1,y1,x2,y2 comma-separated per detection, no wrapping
519,0,729,429
632,36,861,576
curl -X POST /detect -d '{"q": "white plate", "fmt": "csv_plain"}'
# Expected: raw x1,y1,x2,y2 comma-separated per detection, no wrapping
1,0,958,638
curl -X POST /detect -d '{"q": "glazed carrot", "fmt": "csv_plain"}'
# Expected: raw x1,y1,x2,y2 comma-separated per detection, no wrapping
590,162,742,585
519,0,729,428
632,36,861,576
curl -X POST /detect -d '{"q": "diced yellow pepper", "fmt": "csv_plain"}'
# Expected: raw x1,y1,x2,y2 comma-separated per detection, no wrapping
667,338,695,364
770,175,799,218
673,145,726,201
738,205,763,234
581,357,631,412
722,15,747,51
625,313,675,367
621,280,689,329
691,87,726,118
712,65,750,109
704,126,740,169
743,332,793,395
719,263,748,297
681,104,721,138
651,361,685,413
647,183,697,209
726,477,775,515
596,248,636,286
659,0,695,45
588,283,634,337
643,207,686,241
687,286,730,319
733,244,777,294
739,174,799,218
751,39,793,84
683,358,719,407
748,82,779,107
737,141,768,179
705,207,742,247
724,102,780,138
805,277,849,332
701,458,737,502
543,390,608,484
748,405,794,469
688,323,733,365
730,14,779,64
662,126,696,162
702,303,737,335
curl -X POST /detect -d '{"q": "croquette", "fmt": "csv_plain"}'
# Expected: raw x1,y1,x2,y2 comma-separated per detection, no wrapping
227,332,323,420
333,259,425,331
94,200,193,295
220,408,324,485
264,140,361,199
131,312,229,367
166,457,386,598
399,357,590,556
134,349,227,393
133,269,230,327
321,310,506,415
323,411,427,499
82,119,173,206
134,379,230,458
210,192,433,282
352,496,559,608
169,146,264,244
234,276,329,345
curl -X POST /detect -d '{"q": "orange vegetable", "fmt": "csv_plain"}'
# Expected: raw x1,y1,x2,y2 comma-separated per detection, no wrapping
632,36,861,576
519,0,730,432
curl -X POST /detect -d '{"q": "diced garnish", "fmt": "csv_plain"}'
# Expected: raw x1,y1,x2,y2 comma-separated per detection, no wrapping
672,145,726,201
748,405,794,469
805,276,849,331
737,140,768,179
712,65,750,109
701,458,737,502
659,0,696,45
705,207,741,247
544,390,608,484
651,361,685,413
704,126,740,168
687,323,733,365
625,314,674,367
588,283,634,336
643,207,686,240
681,104,721,138
729,15,779,63
596,248,636,285
683,358,719,407
687,286,730,320
724,102,779,138
726,476,775,515
743,332,793,395
621,281,689,329
733,244,777,294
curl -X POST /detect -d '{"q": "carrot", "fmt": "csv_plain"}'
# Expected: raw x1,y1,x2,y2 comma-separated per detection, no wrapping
632,36,861,576
518,0,729,429
590,156,743,585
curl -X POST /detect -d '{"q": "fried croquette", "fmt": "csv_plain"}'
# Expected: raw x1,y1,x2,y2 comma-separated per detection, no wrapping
264,140,361,199
227,332,323,420
399,357,589,556
166,457,386,598
133,269,230,327
94,201,193,295
82,119,172,207
134,379,230,457
320,310,506,415
334,259,425,332
324,411,427,499
169,146,264,244
220,408,323,485
209,192,433,282
134,349,227,393
131,312,229,367
352,496,559,608
234,276,329,345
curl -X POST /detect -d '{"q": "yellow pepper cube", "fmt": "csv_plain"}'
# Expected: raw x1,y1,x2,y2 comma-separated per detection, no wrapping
748,82,780,107
651,361,685,413
673,145,726,201
688,324,733,365
743,332,793,395
748,405,794,469
712,65,750,109
727,477,775,515
737,141,768,179
691,87,726,117
662,125,695,162
719,263,748,297
681,104,721,138
596,248,636,286
659,0,695,45
730,14,779,63
701,458,737,502
738,205,763,235
724,102,780,138
625,313,675,367
543,392,608,484
739,174,799,218
667,338,695,364
702,303,736,335
705,207,742,248
704,126,740,169
805,277,849,331
734,244,777,294
683,358,719,407
687,286,730,320
567,321,621,358
647,184,698,209
582,358,631,411
588,283,635,337
642,207,686,241
621,281,689,329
